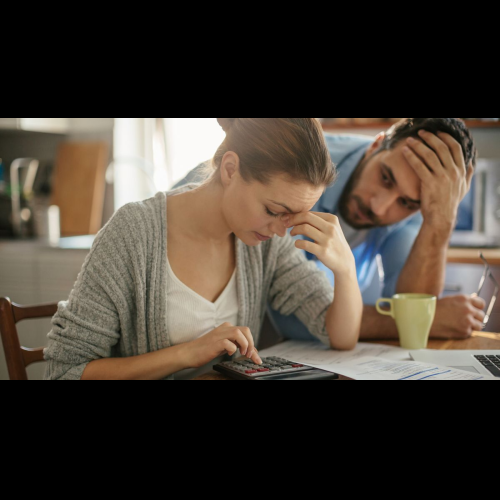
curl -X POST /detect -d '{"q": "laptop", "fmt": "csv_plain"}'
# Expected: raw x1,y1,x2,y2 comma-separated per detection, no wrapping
410,350,500,378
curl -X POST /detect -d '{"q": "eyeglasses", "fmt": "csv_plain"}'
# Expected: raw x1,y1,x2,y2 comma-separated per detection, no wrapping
472,253,499,329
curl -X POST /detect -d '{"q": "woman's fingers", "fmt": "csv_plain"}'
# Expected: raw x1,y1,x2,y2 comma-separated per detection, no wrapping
250,350,263,365
290,223,326,244
230,329,249,357
236,327,255,358
284,211,334,233
221,339,238,357
215,324,262,365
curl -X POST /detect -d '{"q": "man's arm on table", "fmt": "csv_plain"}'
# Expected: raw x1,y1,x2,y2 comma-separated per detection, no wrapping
360,214,485,340
360,225,486,340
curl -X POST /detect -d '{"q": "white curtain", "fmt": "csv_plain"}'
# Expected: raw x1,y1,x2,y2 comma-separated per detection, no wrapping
113,118,224,210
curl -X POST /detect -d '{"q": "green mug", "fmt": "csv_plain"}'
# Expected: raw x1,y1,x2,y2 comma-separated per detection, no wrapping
376,294,437,350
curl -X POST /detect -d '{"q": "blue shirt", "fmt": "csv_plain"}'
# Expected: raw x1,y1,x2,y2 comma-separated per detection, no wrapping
306,134,423,302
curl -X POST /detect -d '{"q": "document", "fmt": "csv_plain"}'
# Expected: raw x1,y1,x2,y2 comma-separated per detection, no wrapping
260,340,412,364
317,356,495,380
259,341,496,381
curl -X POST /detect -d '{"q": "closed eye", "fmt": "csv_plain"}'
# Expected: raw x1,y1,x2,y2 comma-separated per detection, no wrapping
266,208,280,218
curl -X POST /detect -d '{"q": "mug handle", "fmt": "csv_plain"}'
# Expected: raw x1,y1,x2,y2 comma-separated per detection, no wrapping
376,298,394,318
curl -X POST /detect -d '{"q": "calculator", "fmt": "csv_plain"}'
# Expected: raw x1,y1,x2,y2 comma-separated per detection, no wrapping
213,356,339,381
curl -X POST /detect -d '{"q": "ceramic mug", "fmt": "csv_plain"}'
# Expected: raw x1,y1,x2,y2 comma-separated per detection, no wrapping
376,293,437,350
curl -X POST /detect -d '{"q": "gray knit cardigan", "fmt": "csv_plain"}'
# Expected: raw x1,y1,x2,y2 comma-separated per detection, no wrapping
44,184,334,380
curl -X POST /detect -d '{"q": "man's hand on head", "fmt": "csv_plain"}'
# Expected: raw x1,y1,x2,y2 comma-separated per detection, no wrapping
402,130,475,236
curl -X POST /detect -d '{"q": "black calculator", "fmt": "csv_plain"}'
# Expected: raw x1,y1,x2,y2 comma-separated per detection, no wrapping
213,356,339,381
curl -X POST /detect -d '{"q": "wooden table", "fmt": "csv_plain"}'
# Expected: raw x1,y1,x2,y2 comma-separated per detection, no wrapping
194,331,500,380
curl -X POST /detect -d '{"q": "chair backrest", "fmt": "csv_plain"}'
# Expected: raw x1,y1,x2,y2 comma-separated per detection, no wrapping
0,297,58,380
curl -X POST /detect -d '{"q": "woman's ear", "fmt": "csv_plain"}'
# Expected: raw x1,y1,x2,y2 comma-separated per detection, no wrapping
220,152,240,187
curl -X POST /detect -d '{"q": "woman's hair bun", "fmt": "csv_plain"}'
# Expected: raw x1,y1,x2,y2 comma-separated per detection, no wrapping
217,118,237,132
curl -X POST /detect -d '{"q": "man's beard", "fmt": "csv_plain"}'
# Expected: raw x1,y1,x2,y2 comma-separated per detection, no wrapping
339,156,384,230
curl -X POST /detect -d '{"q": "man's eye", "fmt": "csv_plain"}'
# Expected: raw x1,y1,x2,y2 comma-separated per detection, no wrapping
266,208,279,218
400,199,412,209
382,173,391,185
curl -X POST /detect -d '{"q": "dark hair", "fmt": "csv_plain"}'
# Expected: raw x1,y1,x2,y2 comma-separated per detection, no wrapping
377,118,478,169
209,118,336,187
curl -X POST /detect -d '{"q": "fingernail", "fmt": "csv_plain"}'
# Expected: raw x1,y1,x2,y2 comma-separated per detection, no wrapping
241,348,247,356
282,216,290,223
407,137,416,143
418,129,426,135
247,350,253,359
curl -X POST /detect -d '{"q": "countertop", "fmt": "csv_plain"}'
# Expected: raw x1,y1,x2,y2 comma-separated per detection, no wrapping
0,235,96,250
447,248,500,266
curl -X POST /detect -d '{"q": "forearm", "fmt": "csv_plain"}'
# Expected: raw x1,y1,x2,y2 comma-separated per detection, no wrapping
396,223,452,297
326,270,363,350
360,305,399,340
81,343,190,381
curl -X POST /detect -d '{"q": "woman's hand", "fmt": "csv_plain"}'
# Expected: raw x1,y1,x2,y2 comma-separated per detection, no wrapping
183,322,263,369
284,212,356,277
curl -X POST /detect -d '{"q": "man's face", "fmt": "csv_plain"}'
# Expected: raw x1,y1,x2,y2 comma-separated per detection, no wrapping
340,136,422,229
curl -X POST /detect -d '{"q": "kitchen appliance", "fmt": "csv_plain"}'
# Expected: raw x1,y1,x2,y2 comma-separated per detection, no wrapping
9,158,39,238
450,159,500,248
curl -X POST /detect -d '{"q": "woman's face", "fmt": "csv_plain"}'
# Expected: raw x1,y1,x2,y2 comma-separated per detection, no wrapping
220,155,324,247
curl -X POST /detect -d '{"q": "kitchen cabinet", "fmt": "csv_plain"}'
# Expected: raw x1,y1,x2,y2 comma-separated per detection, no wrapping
0,118,70,133
0,239,91,380
0,118,114,134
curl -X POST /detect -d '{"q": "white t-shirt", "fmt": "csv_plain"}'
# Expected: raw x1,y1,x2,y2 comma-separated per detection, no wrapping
166,257,239,380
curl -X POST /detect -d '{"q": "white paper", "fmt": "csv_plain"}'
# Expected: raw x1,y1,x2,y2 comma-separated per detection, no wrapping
260,340,412,364
319,356,495,381
259,341,496,381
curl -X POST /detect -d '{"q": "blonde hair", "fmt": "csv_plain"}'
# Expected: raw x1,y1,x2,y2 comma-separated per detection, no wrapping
208,118,336,187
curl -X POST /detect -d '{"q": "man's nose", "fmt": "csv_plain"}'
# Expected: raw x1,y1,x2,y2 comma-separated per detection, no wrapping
371,192,399,217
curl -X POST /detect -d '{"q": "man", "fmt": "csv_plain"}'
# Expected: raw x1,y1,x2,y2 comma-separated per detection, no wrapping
175,118,486,341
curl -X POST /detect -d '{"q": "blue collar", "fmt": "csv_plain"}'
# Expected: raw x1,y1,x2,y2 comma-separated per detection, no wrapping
317,142,370,214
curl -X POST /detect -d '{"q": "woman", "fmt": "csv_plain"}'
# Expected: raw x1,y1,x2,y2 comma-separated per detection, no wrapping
44,118,363,380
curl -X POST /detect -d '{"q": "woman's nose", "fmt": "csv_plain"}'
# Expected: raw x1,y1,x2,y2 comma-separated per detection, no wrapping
272,220,288,238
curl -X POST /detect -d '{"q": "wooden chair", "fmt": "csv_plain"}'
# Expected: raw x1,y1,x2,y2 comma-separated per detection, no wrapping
0,297,58,380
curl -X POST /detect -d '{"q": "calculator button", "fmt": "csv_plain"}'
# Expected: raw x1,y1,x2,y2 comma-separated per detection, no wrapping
257,368,270,372
245,370,258,374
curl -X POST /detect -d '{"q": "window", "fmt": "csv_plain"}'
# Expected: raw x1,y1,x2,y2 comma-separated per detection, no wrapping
164,118,225,188
113,118,225,210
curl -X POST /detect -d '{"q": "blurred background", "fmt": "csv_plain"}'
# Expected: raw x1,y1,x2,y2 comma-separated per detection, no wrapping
0,118,499,379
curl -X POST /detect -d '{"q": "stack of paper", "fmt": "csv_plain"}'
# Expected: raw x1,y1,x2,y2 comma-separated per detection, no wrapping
259,341,497,381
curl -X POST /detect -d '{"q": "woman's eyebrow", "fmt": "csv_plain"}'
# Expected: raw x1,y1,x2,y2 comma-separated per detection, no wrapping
267,199,296,214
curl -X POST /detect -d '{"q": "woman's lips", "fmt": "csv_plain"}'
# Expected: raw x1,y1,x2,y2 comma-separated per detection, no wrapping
255,232,272,241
